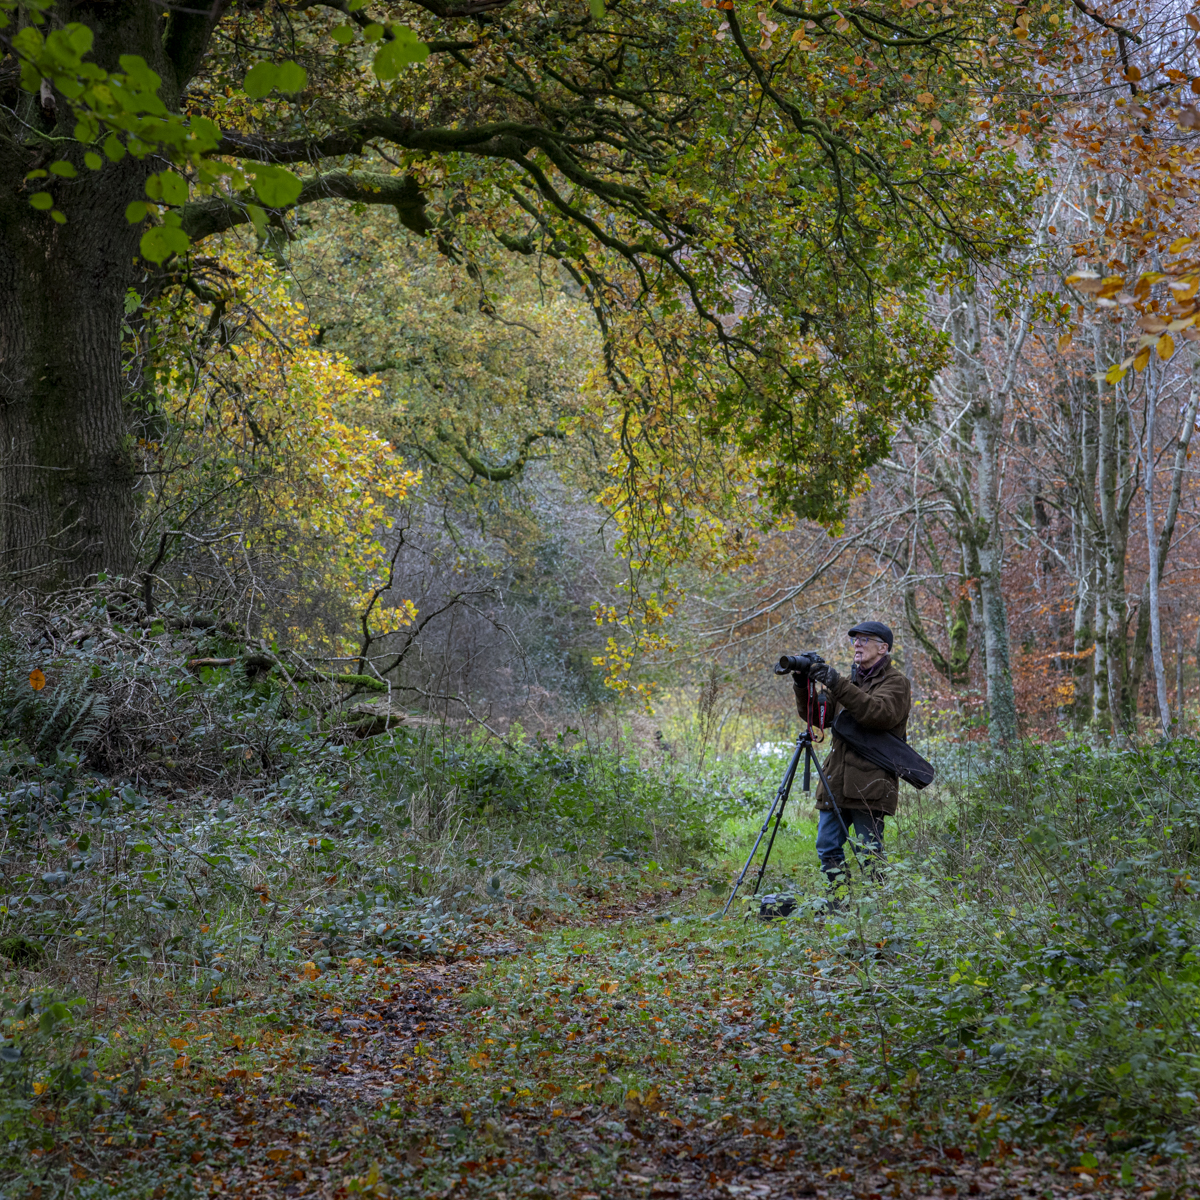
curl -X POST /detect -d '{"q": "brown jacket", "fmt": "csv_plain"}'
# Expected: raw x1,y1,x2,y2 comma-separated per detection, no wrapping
796,657,911,816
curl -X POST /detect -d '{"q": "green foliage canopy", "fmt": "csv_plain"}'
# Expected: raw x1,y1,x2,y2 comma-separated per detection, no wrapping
3,0,1038,570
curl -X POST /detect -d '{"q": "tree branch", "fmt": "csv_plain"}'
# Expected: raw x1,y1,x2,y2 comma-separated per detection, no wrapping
180,170,433,240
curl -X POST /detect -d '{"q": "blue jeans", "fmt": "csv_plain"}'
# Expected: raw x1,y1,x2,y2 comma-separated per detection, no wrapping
816,807,885,883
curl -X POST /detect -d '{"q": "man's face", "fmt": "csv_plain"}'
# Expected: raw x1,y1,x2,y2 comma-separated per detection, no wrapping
851,635,888,671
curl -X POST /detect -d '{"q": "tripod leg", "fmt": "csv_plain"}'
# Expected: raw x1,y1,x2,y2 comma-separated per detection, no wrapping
721,737,804,917
752,791,790,897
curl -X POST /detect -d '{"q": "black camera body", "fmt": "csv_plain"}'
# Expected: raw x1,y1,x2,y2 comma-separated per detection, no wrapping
775,652,825,676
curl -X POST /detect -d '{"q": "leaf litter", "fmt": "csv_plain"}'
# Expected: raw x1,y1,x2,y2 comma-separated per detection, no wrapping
11,876,1195,1199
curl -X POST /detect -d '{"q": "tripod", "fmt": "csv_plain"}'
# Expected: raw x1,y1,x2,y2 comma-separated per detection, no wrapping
721,719,856,918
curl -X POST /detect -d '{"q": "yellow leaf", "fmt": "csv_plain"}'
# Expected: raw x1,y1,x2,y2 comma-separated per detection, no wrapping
1057,331,1072,353
1133,346,1151,372
300,961,320,980
169,1037,188,1050
33,1081,48,1096
1157,333,1175,360
1169,236,1195,253
1104,362,1128,385
29,669,46,691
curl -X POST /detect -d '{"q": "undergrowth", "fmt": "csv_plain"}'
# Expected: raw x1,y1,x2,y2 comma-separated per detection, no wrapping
2,589,1200,1196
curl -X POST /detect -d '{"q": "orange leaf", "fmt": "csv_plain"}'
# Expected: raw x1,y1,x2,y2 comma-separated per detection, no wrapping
29,669,46,691
266,1148,287,1161
168,1037,188,1050
1133,346,1152,372
1189,13,1200,31
1057,331,1072,353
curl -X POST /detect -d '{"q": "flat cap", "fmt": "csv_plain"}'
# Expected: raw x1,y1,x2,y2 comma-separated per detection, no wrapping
848,620,894,649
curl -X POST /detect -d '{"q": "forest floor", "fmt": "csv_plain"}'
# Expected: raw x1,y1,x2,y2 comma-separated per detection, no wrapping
16,867,1194,1200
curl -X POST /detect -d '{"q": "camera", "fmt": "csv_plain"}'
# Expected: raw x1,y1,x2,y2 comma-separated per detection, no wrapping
775,652,825,676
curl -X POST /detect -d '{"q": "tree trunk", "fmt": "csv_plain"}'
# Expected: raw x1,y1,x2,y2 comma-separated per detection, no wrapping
1141,361,1171,735
0,0,208,585
0,168,143,582
1176,626,1185,734
1092,326,1135,738
951,286,1021,747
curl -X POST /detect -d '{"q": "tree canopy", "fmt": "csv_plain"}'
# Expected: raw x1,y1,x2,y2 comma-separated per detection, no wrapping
1,0,1035,580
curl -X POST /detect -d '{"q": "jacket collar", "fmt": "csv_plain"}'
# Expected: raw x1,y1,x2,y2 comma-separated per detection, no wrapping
854,654,891,684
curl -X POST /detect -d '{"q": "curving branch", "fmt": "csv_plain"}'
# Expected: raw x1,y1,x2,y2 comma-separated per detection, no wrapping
180,170,434,240
432,425,565,482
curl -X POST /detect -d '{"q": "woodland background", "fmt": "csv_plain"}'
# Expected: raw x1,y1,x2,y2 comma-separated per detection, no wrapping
102,6,1200,754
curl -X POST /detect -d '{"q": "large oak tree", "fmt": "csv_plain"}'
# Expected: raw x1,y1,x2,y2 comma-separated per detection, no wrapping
1,0,1030,581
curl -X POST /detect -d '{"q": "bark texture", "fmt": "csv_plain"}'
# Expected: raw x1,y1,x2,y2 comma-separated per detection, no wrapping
0,164,145,580
0,0,213,583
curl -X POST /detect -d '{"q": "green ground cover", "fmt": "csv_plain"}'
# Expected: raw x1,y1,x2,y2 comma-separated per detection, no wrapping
3,630,1200,1198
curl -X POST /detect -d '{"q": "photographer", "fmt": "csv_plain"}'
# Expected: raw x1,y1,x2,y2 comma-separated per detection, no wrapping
797,621,911,888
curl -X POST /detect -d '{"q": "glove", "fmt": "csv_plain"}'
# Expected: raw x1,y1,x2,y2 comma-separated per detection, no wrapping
809,662,840,689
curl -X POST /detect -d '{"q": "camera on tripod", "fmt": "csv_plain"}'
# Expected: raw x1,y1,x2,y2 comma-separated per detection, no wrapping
775,652,825,676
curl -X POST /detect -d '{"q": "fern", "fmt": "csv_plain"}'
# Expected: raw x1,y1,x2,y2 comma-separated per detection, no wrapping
0,620,109,760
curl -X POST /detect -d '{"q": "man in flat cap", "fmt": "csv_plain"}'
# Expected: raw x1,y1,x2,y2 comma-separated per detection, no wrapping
797,621,911,891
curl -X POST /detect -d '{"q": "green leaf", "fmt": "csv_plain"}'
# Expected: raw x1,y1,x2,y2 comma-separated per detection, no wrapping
589,0,605,17
147,170,188,205
49,160,77,177
251,165,302,207
243,61,279,98
374,26,429,80
25,169,48,180
103,133,126,161
331,24,355,44
275,60,308,92
51,209,66,224
125,200,148,223
246,204,268,237
140,221,190,264
29,192,53,211
66,21,94,56
364,23,385,42
84,151,103,170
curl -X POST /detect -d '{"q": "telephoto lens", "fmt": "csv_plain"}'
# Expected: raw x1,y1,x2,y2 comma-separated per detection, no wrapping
776,652,824,675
